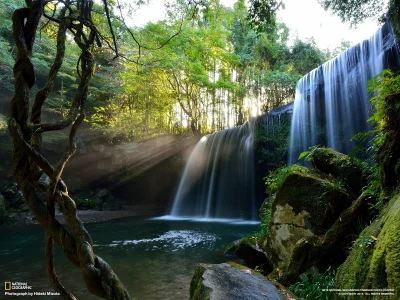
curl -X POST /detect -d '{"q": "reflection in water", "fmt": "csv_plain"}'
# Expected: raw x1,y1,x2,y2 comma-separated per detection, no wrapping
0,217,258,300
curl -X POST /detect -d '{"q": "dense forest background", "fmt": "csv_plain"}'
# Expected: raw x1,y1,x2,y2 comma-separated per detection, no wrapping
0,0,347,141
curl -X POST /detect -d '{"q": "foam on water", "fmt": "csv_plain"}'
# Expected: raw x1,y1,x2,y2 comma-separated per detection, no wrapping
96,229,219,251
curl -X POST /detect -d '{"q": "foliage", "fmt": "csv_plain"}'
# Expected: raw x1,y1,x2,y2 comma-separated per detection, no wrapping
0,0,331,142
318,0,388,25
351,69,400,205
298,145,321,162
247,0,284,33
288,267,335,300
255,112,291,169
264,165,294,194
256,196,274,244
367,69,400,147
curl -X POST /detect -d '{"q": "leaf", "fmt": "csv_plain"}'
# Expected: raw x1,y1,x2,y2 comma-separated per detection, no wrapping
298,151,310,160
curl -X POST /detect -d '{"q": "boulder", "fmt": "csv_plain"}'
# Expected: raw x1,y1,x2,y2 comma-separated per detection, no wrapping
310,147,365,194
190,263,286,300
223,239,240,256
235,237,271,271
336,194,400,299
266,165,353,267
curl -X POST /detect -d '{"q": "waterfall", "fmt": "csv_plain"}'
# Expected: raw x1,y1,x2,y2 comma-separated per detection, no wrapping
169,121,258,220
289,24,398,164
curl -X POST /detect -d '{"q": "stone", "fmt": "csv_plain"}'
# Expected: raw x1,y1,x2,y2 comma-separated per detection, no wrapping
190,263,285,300
235,237,271,271
223,240,240,256
311,147,365,195
266,165,353,267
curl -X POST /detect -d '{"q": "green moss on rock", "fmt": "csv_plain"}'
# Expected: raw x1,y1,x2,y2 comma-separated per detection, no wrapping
266,164,353,267
311,147,365,195
190,265,211,300
273,165,352,232
336,194,400,299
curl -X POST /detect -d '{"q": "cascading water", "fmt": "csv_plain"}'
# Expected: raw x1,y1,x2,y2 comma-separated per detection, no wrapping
169,121,258,220
289,24,398,164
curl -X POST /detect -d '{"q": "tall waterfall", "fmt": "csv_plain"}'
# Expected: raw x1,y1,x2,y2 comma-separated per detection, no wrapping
170,121,258,220
289,25,398,164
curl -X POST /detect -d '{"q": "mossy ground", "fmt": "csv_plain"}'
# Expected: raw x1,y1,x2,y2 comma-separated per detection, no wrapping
336,194,400,299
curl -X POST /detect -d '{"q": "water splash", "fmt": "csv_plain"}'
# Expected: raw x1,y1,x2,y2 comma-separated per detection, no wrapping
98,230,219,251
289,25,398,164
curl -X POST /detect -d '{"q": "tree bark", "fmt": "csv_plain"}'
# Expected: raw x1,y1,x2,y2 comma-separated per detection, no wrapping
8,1,131,299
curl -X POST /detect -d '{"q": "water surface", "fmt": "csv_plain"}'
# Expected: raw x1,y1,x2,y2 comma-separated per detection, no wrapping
0,217,258,299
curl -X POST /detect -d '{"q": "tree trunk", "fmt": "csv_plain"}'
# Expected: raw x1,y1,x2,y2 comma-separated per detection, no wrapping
8,1,131,299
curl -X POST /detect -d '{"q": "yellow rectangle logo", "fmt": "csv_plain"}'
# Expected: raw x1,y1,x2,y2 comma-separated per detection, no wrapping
4,282,11,290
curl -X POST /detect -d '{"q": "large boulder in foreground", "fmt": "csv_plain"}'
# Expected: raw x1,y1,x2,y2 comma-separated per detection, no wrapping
336,194,400,299
190,263,286,300
266,165,353,267
310,147,365,195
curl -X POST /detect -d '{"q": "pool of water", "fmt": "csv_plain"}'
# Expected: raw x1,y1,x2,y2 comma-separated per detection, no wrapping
0,217,258,299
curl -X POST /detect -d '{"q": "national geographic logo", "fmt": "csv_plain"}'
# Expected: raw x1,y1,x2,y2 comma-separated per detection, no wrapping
4,282,32,290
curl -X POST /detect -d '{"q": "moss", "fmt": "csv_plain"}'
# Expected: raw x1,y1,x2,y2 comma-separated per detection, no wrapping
311,147,365,194
223,240,239,256
273,165,351,233
190,265,212,300
336,194,400,299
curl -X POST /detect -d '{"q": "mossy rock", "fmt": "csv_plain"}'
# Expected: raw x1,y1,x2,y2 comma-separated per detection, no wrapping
335,194,400,299
310,147,365,195
266,165,353,267
190,265,212,300
235,236,271,271
223,239,240,256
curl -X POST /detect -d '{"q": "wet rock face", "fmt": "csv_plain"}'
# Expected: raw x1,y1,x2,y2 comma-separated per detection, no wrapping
190,263,285,300
266,165,353,267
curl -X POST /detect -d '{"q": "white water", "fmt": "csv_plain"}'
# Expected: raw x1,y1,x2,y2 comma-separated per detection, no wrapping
289,25,398,164
169,121,258,220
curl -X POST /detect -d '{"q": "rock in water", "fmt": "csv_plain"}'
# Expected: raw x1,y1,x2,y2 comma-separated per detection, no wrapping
266,165,353,267
190,263,285,300
235,238,271,271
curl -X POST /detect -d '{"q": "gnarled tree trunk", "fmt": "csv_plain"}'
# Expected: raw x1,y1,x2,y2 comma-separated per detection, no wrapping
8,1,131,299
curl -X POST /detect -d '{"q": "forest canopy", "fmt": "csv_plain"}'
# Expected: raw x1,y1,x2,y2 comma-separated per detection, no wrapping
0,0,330,141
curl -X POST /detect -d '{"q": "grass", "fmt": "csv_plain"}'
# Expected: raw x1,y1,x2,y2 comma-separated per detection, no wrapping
288,267,335,300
